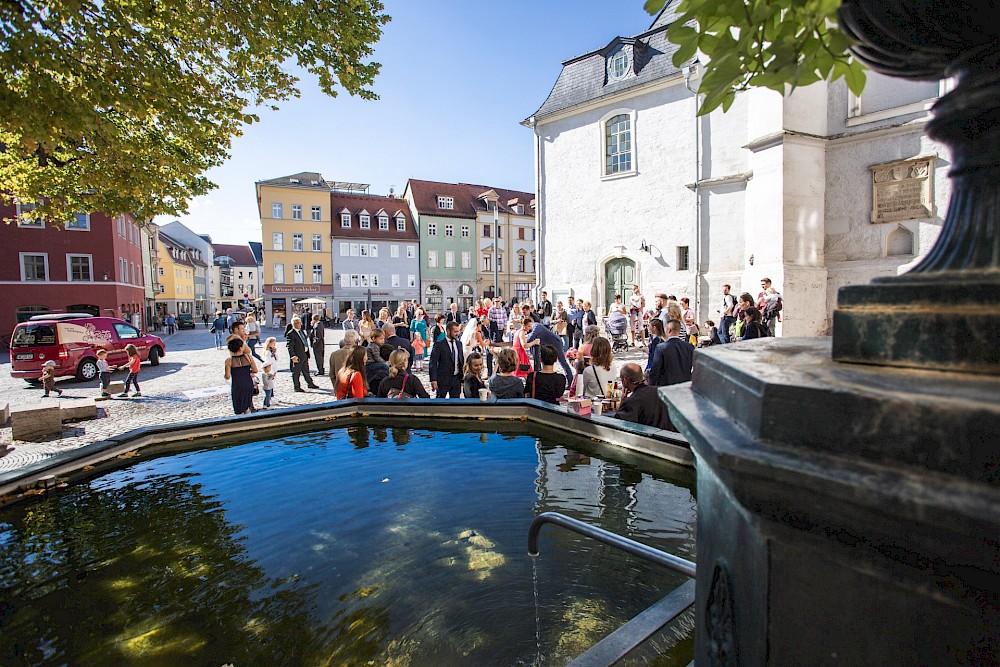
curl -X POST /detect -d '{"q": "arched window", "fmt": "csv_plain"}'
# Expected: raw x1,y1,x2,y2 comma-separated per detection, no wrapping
605,114,632,175
457,284,475,313
886,225,914,256
16,305,50,323
66,304,100,317
425,284,444,314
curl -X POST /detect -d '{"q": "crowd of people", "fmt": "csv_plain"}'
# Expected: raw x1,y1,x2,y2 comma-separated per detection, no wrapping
216,282,783,431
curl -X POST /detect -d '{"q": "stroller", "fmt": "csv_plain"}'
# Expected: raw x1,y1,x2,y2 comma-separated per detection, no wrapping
605,311,630,353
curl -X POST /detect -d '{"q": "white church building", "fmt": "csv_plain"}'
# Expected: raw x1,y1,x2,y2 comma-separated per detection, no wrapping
523,4,951,336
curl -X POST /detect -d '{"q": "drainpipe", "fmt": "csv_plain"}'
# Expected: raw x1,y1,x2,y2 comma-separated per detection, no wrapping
684,66,702,321
528,115,542,300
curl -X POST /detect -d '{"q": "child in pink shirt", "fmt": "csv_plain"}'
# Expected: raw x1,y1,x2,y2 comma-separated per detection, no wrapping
411,333,426,371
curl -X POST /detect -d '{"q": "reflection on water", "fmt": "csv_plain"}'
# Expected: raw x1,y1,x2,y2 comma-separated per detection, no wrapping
0,424,696,666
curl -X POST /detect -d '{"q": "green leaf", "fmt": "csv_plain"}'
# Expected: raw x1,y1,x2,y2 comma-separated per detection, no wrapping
844,61,868,96
644,0,668,15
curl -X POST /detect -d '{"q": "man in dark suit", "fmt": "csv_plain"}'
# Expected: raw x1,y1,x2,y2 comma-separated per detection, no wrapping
429,321,465,398
445,302,463,326
614,363,675,431
648,319,695,387
310,314,326,376
383,323,415,371
286,316,319,391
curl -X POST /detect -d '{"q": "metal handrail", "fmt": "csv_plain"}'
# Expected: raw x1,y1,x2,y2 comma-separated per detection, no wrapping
528,511,696,578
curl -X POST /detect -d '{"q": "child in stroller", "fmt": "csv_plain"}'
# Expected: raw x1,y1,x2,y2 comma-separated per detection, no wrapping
605,311,630,353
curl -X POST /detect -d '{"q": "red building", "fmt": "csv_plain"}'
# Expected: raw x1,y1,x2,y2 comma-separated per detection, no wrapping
0,202,148,338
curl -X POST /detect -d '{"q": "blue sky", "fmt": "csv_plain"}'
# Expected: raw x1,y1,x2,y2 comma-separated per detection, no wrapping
155,1,662,243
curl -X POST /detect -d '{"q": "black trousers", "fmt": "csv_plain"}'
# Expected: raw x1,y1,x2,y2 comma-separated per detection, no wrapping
291,359,313,389
313,345,325,375
436,376,463,398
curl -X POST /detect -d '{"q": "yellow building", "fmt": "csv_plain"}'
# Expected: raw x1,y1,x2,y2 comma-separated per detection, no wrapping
154,228,196,317
257,172,335,326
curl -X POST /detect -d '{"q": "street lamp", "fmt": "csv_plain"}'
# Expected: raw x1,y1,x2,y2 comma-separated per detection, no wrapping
493,200,499,300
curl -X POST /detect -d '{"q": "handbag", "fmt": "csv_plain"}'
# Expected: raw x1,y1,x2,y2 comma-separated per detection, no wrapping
517,362,531,373
387,374,413,399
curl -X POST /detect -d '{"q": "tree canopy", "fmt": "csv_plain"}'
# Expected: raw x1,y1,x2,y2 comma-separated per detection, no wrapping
645,0,866,114
0,0,389,225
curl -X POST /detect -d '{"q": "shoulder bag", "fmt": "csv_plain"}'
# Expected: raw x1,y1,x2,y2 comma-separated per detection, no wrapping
387,374,413,399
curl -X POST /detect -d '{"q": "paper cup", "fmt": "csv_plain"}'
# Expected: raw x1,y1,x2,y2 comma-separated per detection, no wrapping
479,388,489,402
592,402,603,416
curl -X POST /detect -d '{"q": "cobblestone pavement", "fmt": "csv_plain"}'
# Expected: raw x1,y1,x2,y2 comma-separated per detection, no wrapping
0,325,651,474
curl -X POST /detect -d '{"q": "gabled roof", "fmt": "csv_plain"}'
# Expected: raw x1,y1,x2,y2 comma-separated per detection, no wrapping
248,241,263,265
329,193,417,240
525,0,694,123
212,243,258,267
256,171,331,190
406,179,535,220
158,232,195,267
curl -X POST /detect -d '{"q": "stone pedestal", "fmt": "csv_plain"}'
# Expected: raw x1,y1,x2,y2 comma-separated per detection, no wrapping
59,399,98,423
107,381,125,394
11,405,63,441
662,338,999,666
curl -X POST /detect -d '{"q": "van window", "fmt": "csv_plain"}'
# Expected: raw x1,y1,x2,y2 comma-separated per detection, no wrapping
12,324,56,347
114,323,140,339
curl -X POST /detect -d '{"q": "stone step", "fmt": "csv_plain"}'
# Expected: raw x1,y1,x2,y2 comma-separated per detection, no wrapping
107,381,125,394
11,404,62,441
60,399,98,423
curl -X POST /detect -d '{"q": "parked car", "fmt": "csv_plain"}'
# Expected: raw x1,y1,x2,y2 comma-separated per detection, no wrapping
177,313,196,329
9,314,166,382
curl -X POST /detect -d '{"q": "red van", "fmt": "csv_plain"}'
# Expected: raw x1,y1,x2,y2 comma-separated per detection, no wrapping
9,314,166,382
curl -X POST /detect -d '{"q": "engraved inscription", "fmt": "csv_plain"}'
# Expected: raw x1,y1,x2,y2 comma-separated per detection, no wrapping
870,157,935,223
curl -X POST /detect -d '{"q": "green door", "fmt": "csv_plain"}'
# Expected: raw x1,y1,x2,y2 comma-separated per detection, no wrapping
605,258,635,310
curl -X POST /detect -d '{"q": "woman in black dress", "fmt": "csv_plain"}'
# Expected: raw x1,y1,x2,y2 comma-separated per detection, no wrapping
462,352,486,398
225,337,258,415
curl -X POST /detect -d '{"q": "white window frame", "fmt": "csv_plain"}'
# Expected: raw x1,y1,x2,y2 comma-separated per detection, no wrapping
274,263,285,283
272,232,284,251
68,213,90,231
16,202,44,228
461,225,470,238
341,212,352,228
350,243,360,257
312,234,322,252
312,264,323,284
370,274,379,287
340,274,350,288
351,274,360,287
427,223,437,236
427,250,438,268
379,215,389,230
445,224,454,237
68,254,94,281
482,255,491,272
360,244,369,258
391,245,399,258
311,205,322,221
600,108,637,179
391,274,400,287
291,204,303,220
272,202,283,219
445,250,455,268
407,274,416,287
292,233,304,251
360,214,371,230
406,246,416,259
370,244,379,258
396,216,406,231
518,254,526,273
340,242,350,256
360,274,369,287
461,251,471,269
293,264,304,284
20,252,49,281
437,196,454,209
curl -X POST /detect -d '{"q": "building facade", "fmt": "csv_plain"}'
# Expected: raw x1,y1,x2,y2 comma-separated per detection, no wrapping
526,4,949,335
330,193,419,317
154,230,197,317
474,189,537,303
212,244,259,312
159,221,217,316
248,241,265,311
257,172,335,326
0,205,147,335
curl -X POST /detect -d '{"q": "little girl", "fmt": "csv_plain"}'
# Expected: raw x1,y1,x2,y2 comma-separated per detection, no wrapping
263,337,279,401
260,359,276,408
41,360,63,397
118,344,142,398
96,349,111,398
411,332,426,371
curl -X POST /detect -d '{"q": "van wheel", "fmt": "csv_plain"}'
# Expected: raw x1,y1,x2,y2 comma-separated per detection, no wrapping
149,347,161,366
24,378,41,385
76,358,98,382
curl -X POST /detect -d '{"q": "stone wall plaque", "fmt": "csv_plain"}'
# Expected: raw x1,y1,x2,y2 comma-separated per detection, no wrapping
869,156,935,223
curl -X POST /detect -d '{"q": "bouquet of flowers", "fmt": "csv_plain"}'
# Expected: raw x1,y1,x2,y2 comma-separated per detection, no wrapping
566,347,579,361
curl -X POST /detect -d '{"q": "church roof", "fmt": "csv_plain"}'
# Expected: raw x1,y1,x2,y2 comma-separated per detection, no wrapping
525,0,694,123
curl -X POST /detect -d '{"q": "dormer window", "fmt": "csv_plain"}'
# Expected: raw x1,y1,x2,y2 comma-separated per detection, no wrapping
437,196,454,210
360,210,371,229
379,215,389,230
341,212,351,228
396,216,406,232
608,47,631,82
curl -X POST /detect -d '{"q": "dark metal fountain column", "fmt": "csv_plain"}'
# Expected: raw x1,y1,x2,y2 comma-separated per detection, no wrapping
662,1,1000,664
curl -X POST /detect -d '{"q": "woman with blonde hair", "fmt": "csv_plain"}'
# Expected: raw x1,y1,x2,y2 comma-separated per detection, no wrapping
244,312,263,360
335,346,368,400
666,302,688,341
576,336,618,398
377,307,392,328
359,310,376,343
377,348,430,398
